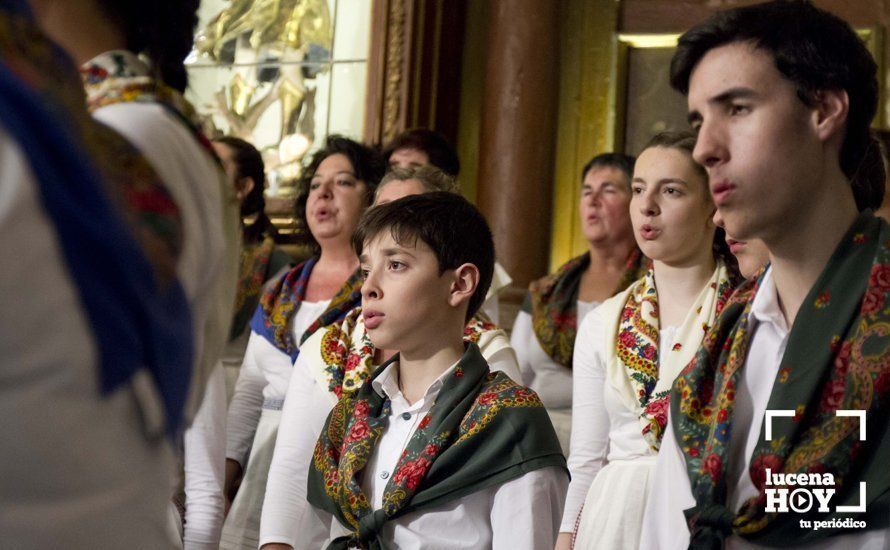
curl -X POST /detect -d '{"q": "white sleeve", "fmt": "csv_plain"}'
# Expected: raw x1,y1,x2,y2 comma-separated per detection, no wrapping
490,466,568,550
509,310,536,388
559,310,611,533
639,416,694,550
481,293,500,325
259,353,334,549
225,331,270,465
183,364,227,549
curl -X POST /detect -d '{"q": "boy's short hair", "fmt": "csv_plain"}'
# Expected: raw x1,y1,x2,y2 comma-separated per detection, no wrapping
376,166,461,199
581,153,636,190
382,128,461,177
670,1,878,187
353,192,494,321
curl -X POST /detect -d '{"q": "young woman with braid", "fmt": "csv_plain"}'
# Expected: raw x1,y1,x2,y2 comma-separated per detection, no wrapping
557,132,740,550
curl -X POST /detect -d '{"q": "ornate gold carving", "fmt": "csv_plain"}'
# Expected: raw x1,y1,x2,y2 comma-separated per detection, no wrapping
382,0,407,144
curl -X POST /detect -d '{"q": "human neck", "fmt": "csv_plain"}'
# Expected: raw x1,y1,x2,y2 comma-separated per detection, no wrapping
763,176,858,328
652,252,716,328
586,235,636,271
316,241,359,272
396,333,465,405
34,2,126,66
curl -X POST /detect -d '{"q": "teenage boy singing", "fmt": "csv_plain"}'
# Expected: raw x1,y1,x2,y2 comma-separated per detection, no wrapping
641,2,890,549
307,192,568,549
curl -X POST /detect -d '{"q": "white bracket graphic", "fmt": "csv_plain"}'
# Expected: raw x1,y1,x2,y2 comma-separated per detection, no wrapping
836,482,868,513
835,409,867,441
765,410,795,441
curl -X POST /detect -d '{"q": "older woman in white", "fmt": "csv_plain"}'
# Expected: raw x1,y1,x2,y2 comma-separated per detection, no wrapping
556,132,740,550
511,153,644,452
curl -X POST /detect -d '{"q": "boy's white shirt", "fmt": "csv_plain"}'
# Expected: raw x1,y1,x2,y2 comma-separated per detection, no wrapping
639,268,888,549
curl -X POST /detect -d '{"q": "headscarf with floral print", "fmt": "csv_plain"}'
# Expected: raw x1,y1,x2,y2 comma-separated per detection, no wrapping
672,213,890,548
307,344,567,549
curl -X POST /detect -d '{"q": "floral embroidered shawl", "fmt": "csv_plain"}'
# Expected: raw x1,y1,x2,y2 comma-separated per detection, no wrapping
524,248,647,368
249,258,364,361
0,3,193,432
307,344,567,549
230,236,293,341
672,213,890,547
80,50,216,157
599,261,736,451
304,306,510,403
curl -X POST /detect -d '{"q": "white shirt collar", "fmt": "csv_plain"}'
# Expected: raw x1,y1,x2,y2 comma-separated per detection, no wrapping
749,266,790,335
372,359,459,404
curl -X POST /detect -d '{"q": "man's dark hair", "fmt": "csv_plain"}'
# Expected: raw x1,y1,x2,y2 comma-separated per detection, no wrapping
670,0,878,200
382,128,461,177
353,192,494,321
295,135,386,251
581,152,636,189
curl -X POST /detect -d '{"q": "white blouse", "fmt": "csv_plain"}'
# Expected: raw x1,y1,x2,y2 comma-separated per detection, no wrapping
560,308,677,532
510,300,598,409
225,299,330,466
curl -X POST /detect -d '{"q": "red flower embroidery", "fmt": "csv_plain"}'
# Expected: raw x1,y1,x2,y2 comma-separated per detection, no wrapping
717,408,728,423
645,397,669,430
852,233,866,244
345,353,361,371
861,286,885,316
672,343,683,351
423,443,440,456
392,457,431,491
345,419,370,443
478,392,497,406
751,454,783,491
819,379,846,413
703,453,723,483
353,400,370,419
618,330,637,349
621,306,633,321
643,344,657,361
418,415,431,430
814,291,831,309
871,264,890,290
454,367,464,378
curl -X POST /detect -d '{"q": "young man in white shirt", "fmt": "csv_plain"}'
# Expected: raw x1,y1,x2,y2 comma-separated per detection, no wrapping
304,192,569,549
641,1,890,549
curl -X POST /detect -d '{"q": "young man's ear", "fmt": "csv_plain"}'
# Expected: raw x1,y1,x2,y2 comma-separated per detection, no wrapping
236,176,256,202
448,263,480,310
812,89,849,144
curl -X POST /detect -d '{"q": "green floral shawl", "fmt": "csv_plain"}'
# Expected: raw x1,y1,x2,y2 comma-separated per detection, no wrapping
672,213,890,548
524,248,646,368
307,343,568,549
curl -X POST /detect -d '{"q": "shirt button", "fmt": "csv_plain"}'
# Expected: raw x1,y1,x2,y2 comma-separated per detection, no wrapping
380,471,390,480
401,412,411,420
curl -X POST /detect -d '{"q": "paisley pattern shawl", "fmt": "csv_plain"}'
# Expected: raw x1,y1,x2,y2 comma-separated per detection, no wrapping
307,344,567,549
310,308,502,402
230,236,292,341
525,248,647,368
249,258,364,361
672,213,890,547
80,50,217,158
612,262,736,450
0,4,192,432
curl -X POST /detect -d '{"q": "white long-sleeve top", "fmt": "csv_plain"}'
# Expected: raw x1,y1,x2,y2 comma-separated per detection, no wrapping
560,308,676,532
182,364,227,549
225,300,330,466
640,268,888,549
509,301,597,410
260,329,522,548
0,126,176,547
318,361,568,549
91,97,239,423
